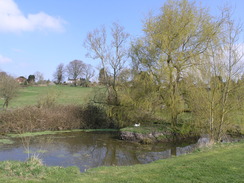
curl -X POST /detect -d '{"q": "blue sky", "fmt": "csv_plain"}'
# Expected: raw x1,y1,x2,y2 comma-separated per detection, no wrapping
0,0,243,81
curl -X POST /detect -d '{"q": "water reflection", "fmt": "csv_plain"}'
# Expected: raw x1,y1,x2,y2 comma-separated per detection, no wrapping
0,131,197,172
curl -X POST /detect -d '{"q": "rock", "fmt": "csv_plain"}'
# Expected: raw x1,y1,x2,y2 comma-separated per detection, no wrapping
120,131,135,141
120,130,170,143
197,135,211,148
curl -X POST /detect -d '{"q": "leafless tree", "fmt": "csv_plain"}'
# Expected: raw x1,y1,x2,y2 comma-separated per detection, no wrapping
84,23,129,105
83,64,95,87
66,60,85,86
0,73,19,108
34,71,44,84
53,63,65,84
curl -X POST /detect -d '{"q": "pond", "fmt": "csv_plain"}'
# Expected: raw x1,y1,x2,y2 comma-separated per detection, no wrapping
0,131,198,172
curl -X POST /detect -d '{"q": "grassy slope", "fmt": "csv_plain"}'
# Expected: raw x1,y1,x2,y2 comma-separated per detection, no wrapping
0,86,93,108
0,141,243,183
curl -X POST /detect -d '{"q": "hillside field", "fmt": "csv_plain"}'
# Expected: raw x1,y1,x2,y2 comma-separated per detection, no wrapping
0,85,94,108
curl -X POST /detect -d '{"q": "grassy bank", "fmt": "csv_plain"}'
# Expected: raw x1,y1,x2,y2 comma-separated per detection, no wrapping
0,141,243,182
120,126,170,134
5,129,118,138
120,125,199,144
0,85,93,108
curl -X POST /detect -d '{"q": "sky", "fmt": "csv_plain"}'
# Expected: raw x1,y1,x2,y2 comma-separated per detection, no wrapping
0,0,243,81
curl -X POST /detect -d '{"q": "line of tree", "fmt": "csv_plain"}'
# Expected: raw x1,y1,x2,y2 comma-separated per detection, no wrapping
84,0,244,142
53,60,95,86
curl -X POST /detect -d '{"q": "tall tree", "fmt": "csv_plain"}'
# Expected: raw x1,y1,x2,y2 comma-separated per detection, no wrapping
84,23,129,105
0,73,19,108
34,71,44,84
27,75,35,85
83,64,95,87
98,68,108,85
53,63,65,84
188,7,244,141
66,60,85,86
131,0,222,131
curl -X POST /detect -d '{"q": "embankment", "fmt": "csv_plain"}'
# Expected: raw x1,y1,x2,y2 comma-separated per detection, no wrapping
120,126,198,144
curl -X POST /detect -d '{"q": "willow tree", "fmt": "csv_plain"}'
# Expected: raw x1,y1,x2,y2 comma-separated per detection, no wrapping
187,7,244,141
131,0,222,131
213,9,243,141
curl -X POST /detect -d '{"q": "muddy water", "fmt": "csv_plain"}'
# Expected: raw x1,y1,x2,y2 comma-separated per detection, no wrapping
0,131,198,172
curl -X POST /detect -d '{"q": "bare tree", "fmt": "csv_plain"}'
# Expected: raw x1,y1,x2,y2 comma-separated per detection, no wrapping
109,23,130,104
53,63,65,84
34,71,44,84
0,71,7,76
84,26,108,80
83,64,95,87
84,23,129,105
0,73,19,108
66,60,85,86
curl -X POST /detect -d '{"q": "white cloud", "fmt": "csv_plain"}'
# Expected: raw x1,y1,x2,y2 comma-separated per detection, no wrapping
0,0,65,32
0,54,12,63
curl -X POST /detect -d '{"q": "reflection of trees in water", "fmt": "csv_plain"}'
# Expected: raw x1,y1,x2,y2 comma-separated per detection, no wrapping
0,132,198,171
59,132,142,167
176,144,197,156
137,149,172,163
39,132,147,166
101,142,141,166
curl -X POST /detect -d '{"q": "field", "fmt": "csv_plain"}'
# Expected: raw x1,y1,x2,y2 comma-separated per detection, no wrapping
0,141,243,182
0,85,94,108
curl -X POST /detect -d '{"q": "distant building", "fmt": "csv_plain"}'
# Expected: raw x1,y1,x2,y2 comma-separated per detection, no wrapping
16,76,27,84
66,78,90,86
66,78,77,84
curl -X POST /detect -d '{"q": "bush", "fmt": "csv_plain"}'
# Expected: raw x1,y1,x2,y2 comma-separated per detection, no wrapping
0,104,116,133
37,88,59,108
0,105,84,133
81,104,115,129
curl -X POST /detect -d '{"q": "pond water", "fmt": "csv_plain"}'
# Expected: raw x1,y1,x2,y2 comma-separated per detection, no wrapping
0,131,198,172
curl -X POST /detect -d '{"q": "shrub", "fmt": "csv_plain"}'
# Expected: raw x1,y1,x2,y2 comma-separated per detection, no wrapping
0,104,116,133
37,88,59,108
81,103,115,129
0,105,84,133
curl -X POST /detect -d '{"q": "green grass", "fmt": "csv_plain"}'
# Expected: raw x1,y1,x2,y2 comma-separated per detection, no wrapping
0,138,14,145
0,85,94,108
0,141,243,182
234,111,244,134
6,129,118,138
120,125,170,134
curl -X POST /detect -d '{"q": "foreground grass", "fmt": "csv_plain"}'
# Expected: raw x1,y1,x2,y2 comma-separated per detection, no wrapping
0,141,243,183
0,85,93,108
